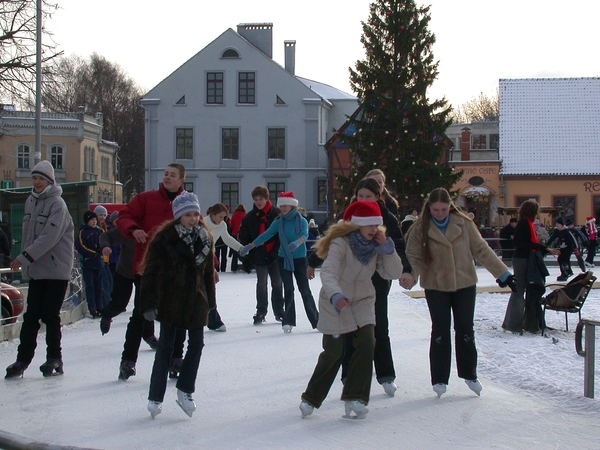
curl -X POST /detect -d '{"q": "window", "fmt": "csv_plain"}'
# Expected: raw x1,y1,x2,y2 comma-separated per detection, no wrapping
276,95,286,105
207,72,223,104
17,144,30,169
238,72,255,104
489,134,499,150
553,196,576,223
221,182,239,209
268,128,285,159
471,134,487,150
183,182,194,193
222,128,239,160
84,146,95,173
176,128,193,160
176,95,186,105
50,145,64,170
222,49,239,58
268,182,285,204
318,179,327,206
593,196,600,216
101,156,109,180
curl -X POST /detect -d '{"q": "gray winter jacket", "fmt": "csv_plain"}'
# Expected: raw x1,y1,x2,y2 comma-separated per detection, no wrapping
16,184,74,281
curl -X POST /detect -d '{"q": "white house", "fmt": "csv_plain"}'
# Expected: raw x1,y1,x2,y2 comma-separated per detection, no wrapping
140,23,357,213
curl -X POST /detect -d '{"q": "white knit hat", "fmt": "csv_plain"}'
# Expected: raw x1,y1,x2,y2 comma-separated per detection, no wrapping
277,191,299,207
172,191,201,220
30,160,55,184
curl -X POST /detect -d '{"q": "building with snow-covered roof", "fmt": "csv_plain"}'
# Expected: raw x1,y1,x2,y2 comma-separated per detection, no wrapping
140,23,358,214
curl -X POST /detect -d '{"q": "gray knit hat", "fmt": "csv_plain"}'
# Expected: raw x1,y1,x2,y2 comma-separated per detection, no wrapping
94,205,108,215
30,160,55,184
172,191,201,220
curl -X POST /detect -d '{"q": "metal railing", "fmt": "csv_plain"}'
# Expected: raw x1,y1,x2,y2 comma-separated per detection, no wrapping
575,318,600,399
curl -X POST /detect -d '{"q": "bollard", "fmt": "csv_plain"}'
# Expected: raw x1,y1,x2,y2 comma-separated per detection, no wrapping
575,318,600,399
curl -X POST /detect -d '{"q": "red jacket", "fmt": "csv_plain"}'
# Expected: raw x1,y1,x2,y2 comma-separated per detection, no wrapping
116,184,183,273
229,210,245,237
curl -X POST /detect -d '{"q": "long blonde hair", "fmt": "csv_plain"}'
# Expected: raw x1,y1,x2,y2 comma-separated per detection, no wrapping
312,222,361,259
415,188,471,265
365,169,399,210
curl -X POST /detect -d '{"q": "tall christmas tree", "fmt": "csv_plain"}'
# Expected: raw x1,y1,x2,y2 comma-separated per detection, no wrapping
336,0,461,213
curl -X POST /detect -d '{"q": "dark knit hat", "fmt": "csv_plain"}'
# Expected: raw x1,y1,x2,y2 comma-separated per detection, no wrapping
555,216,564,225
172,191,201,220
565,218,574,226
83,210,97,224
30,160,55,184
509,218,518,224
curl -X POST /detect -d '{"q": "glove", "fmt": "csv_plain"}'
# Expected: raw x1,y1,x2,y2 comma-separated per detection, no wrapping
288,239,303,252
240,244,253,257
497,275,517,292
143,309,157,321
374,237,395,255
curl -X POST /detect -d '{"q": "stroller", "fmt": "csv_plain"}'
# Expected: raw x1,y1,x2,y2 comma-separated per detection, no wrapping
540,271,596,335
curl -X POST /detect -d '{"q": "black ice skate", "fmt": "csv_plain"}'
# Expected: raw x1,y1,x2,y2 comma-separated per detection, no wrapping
5,361,28,379
118,360,136,380
253,314,266,325
39,358,64,377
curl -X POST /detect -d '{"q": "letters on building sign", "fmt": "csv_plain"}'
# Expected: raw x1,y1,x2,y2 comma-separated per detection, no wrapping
463,167,498,175
583,182,600,192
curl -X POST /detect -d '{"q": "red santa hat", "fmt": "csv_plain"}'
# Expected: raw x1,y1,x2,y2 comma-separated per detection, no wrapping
277,191,299,207
343,201,383,226
587,216,596,223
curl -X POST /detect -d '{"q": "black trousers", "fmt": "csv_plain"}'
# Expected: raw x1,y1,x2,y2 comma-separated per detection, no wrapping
558,248,573,277
425,286,477,385
341,272,395,384
17,279,68,364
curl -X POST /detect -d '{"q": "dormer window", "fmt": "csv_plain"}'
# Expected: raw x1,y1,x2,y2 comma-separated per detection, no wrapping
222,49,240,58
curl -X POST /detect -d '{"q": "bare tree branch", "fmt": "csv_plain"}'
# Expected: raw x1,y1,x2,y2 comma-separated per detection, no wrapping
450,90,499,123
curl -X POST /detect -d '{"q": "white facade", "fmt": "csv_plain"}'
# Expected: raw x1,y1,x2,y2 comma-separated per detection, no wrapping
140,24,357,212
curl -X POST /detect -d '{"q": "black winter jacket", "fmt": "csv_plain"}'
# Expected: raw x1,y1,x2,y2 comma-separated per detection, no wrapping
238,202,281,266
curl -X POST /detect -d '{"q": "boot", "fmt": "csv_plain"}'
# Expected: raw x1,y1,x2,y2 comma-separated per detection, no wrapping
5,361,28,379
40,358,64,377
100,316,112,335
118,360,136,380
176,389,196,417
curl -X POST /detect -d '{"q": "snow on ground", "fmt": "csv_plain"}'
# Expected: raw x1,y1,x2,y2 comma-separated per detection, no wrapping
1,264,600,449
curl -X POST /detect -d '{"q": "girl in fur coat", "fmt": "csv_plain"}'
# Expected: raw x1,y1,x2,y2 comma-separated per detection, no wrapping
299,201,402,420
141,191,216,419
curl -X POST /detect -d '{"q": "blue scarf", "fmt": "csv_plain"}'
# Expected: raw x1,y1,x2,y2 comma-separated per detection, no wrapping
348,230,377,265
432,215,450,234
279,208,303,271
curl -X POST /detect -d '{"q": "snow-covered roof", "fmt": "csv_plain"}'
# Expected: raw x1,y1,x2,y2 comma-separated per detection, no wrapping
499,78,600,176
296,76,356,101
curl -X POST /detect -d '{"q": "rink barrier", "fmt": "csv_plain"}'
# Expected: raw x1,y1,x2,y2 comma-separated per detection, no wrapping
575,318,600,399
0,428,99,450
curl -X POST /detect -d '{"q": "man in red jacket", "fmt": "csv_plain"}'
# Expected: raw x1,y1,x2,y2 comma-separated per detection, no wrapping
115,163,185,380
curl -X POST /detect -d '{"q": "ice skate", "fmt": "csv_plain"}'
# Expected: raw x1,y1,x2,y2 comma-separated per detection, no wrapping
176,389,196,417
299,401,314,418
118,360,136,380
433,383,447,398
100,317,112,335
465,379,482,396
253,313,266,325
143,335,159,350
382,381,397,397
148,401,162,419
169,358,183,379
39,358,64,377
5,361,28,379
282,325,293,333
343,400,368,419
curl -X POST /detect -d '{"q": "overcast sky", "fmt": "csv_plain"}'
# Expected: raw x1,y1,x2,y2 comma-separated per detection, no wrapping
47,0,600,107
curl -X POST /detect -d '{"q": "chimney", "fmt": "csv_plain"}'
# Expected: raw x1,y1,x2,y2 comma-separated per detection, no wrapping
460,127,471,161
284,40,296,75
237,23,273,58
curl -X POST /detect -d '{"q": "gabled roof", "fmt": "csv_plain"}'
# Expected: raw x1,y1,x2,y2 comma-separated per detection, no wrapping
296,77,356,101
499,78,600,176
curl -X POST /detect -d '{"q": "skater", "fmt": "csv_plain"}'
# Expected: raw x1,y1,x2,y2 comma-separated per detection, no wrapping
75,210,104,318
566,218,588,273
501,200,559,334
240,192,318,333
228,204,246,272
114,163,186,380
299,201,402,419
238,186,284,324
582,215,597,267
404,188,515,398
204,202,246,331
5,161,74,379
365,168,399,217
143,191,216,419
548,217,578,281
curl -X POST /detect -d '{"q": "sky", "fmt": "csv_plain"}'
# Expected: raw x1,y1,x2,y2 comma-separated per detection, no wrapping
45,0,600,108
1,262,600,449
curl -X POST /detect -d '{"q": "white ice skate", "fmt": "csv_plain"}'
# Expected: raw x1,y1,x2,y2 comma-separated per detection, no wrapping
433,383,447,398
343,400,368,419
299,401,314,418
176,389,196,417
148,401,162,419
382,381,397,397
465,379,482,396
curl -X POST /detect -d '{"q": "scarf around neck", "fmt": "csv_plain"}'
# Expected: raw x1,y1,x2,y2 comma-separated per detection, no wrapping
348,230,377,265
174,223,212,266
279,208,303,271
255,200,275,254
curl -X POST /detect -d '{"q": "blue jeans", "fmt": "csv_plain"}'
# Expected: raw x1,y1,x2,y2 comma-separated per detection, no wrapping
278,257,318,328
148,323,205,402
99,264,113,310
82,267,102,313
254,261,284,317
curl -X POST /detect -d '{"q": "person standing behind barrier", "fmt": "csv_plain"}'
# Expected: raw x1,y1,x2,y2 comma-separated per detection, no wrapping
238,186,284,324
75,210,104,318
499,218,518,260
5,161,74,379
94,205,112,312
404,188,515,398
228,204,246,272
582,215,597,267
114,163,186,380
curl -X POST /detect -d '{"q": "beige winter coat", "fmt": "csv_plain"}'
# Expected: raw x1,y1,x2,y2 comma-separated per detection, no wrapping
317,236,403,335
406,213,509,292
